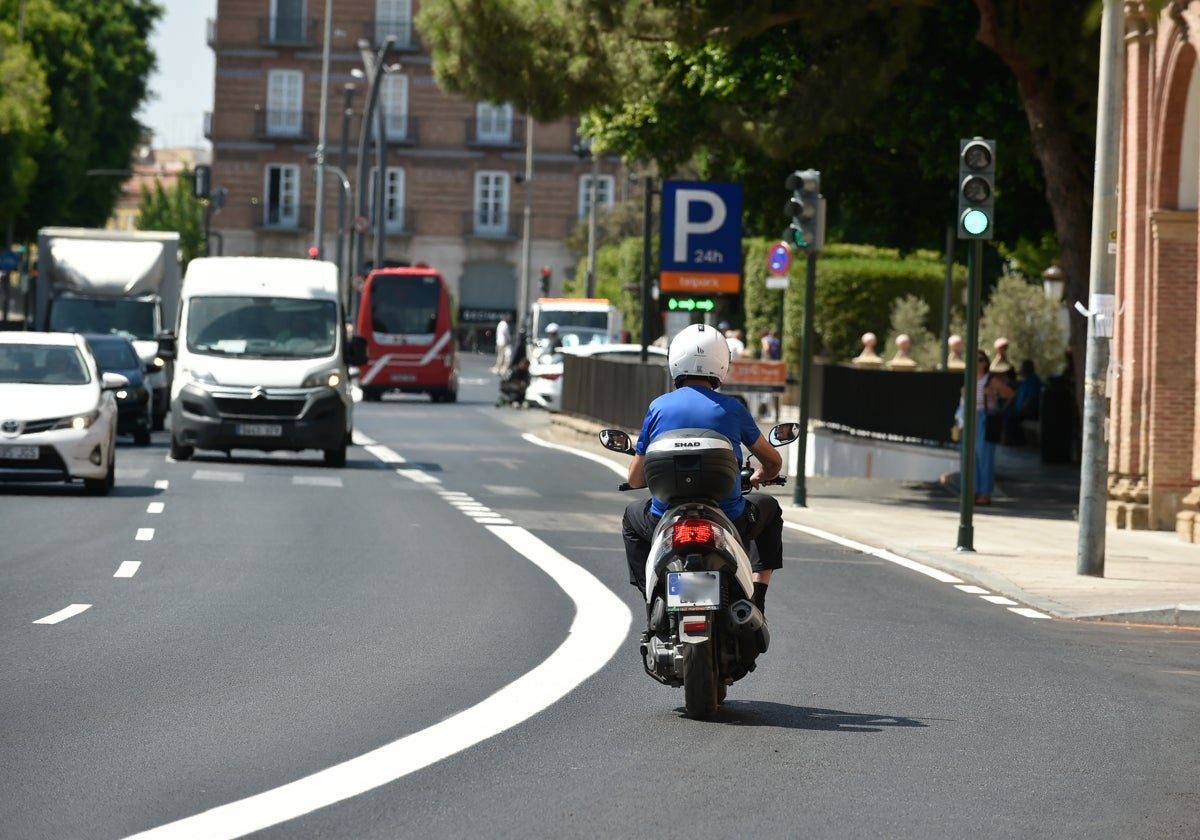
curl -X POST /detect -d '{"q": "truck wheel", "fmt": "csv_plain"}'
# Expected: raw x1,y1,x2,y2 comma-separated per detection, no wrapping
324,443,347,468
169,434,193,461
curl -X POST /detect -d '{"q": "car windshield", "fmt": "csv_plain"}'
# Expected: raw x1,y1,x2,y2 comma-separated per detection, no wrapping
0,343,91,385
86,339,140,371
186,297,338,358
49,298,157,340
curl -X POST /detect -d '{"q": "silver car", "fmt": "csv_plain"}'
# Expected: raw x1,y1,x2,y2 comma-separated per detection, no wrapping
0,332,128,495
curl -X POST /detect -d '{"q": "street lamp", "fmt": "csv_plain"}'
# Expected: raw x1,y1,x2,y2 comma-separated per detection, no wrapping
1042,263,1065,301
349,36,397,321
573,137,600,299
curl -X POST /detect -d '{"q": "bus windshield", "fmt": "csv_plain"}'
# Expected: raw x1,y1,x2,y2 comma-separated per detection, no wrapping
187,297,338,358
369,274,441,337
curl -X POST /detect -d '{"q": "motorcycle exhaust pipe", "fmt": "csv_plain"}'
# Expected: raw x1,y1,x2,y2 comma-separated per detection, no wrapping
729,599,770,653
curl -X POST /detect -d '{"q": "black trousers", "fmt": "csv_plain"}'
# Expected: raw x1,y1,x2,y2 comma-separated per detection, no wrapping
621,495,784,593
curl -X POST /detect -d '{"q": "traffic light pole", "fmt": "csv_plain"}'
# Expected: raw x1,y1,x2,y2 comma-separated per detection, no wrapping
956,239,983,551
792,247,817,507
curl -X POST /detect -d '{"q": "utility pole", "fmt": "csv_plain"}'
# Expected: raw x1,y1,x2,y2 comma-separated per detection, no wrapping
639,176,655,363
587,151,599,298
1077,0,1124,577
516,113,534,336
336,84,356,307
351,36,395,321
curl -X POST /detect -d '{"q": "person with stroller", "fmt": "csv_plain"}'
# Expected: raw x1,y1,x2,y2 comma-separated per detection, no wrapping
497,327,531,407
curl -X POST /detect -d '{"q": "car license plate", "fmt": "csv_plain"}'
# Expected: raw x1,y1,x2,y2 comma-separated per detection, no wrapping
236,423,283,437
666,572,720,611
0,445,39,460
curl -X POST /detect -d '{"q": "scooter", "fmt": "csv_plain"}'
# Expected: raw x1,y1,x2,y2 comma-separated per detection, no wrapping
599,422,800,719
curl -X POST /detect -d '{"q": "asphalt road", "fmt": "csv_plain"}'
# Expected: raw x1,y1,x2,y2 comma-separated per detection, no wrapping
2,352,1198,840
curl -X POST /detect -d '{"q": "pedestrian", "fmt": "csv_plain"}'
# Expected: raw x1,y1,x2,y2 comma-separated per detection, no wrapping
493,315,511,375
620,323,784,613
975,349,1015,506
724,328,745,359
1003,359,1042,445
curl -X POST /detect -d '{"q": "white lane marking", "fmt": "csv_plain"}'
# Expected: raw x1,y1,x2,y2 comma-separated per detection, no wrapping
397,468,439,484
34,604,92,625
292,476,344,488
147,502,165,514
473,518,513,525
155,480,169,490
525,432,1055,621
981,595,1019,606
483,485,539,497
135,528,155,542
955,584,989,594
114,561,141,579
194,470,245,483
367,445,405,465
124,494,631,840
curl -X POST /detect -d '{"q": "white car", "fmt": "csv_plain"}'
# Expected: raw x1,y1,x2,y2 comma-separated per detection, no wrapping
0,332,128,495
526,342,668,412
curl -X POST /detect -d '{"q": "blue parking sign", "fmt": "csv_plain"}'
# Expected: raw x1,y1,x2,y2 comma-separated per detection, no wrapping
659,181,743,294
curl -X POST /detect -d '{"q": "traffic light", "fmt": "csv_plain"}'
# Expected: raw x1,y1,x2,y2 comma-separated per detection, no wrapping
957,138,995,240
784,169,822,251
193,164,212,200
308,246,320,259
540,266,551,295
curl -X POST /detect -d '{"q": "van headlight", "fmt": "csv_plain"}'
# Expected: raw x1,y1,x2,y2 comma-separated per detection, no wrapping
303,369,342,388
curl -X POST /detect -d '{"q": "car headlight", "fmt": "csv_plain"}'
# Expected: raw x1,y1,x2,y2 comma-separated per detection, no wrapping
116,386,148,402
302,369,342,388
52,410,99,431
151,356,166,369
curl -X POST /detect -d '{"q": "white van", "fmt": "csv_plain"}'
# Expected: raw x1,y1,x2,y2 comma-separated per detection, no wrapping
167,257,366,467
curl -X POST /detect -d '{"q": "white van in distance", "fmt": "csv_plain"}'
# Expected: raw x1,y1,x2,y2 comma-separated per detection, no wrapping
167,257,366,467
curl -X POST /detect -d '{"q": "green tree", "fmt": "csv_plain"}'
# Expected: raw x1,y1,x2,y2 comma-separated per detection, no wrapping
886,295,941,371
136,167,204,270
979,271,1067,381
3,0,161,240
0,21,50,238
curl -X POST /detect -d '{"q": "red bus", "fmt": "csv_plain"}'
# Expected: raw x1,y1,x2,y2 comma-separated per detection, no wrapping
355,265,459,402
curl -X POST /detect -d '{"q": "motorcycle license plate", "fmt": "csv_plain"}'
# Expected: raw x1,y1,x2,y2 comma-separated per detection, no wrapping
666,572,720,611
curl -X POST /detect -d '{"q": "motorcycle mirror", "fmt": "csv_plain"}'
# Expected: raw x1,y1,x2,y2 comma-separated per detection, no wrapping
599,429,635,455
768,423,801,446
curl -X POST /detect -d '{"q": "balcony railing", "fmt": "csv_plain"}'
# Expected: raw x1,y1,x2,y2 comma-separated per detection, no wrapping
259,15,318,47
464,210,518,239
466,117,526,150
361,19,422,51
255,109,315,142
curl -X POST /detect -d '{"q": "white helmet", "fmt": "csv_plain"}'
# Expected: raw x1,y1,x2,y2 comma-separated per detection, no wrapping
546,323,559,333
668,323,731,387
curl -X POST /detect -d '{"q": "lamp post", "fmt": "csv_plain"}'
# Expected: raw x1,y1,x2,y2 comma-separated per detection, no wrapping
516,113,534,336
573,137,600,299
350,36,396,321
312,0,334,259
335,83,356,303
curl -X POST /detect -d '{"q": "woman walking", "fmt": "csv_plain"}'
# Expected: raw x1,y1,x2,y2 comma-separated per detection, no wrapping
974,349,1015,505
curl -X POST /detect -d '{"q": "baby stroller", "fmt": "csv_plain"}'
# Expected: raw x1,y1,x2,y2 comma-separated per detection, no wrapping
496,348,531,408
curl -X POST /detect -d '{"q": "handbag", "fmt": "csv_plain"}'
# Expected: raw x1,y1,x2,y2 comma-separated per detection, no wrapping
984,412,1003,443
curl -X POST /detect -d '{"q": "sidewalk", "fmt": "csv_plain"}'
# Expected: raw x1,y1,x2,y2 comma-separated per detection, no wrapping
549,413,1200,628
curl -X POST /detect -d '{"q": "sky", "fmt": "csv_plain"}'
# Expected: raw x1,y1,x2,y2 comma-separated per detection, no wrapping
136,0,217,149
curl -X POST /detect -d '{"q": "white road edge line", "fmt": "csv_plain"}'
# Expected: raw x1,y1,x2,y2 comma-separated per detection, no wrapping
124,439,632,840
33,604,92,625
523,432,1056,620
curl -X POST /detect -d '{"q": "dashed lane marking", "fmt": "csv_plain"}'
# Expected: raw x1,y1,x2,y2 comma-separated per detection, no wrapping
135,528,154,542
114,561,141,579
147,502,165,514
33,604,91,625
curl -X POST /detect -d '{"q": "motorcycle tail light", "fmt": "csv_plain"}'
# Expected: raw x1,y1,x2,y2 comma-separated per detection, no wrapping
672,519,715,550
682,618,708,634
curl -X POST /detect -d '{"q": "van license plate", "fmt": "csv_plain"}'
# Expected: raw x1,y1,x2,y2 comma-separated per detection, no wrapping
666,572,720,610
236,423,283,437
0,445,39,460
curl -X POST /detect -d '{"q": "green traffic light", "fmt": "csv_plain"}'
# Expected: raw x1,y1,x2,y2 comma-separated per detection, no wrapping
961,208,990,236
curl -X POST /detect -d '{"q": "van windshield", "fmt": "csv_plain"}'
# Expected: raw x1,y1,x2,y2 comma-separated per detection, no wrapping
187,297,338,358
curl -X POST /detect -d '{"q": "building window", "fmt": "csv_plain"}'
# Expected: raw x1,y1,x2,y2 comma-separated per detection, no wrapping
271,0,307,42
475,103,512,144
381,74,408,141
369,167,406,233
474,171,509,235
264,164,300,228
266,69,303,136
375,0,412,48
578,174,615,221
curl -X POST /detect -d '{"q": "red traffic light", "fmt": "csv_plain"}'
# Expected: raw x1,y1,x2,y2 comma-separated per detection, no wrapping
308,246,320,259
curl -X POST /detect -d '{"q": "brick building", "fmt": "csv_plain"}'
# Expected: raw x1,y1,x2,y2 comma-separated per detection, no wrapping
1111,2,1200,543
204,0,623,346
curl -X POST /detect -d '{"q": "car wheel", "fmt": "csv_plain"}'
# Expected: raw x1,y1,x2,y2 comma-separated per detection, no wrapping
84,446,115,496
169,434,193,461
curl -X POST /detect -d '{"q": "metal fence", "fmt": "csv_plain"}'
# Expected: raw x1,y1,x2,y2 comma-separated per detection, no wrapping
561,353,671,430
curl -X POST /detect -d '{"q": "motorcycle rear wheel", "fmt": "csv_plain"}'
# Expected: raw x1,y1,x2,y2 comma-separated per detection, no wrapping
682,640,719,719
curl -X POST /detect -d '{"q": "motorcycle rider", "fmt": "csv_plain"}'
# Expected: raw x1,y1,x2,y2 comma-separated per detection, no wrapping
621,323,784,613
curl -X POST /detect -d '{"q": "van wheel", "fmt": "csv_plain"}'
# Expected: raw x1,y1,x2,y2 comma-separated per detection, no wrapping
324,443,347,468
169,434,193,461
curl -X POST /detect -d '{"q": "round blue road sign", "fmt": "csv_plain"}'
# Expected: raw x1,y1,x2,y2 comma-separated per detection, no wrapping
0,250,19,272
768,242,791,275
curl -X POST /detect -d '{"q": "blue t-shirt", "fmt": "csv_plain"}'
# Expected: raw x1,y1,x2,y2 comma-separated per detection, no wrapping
635,385,762,519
